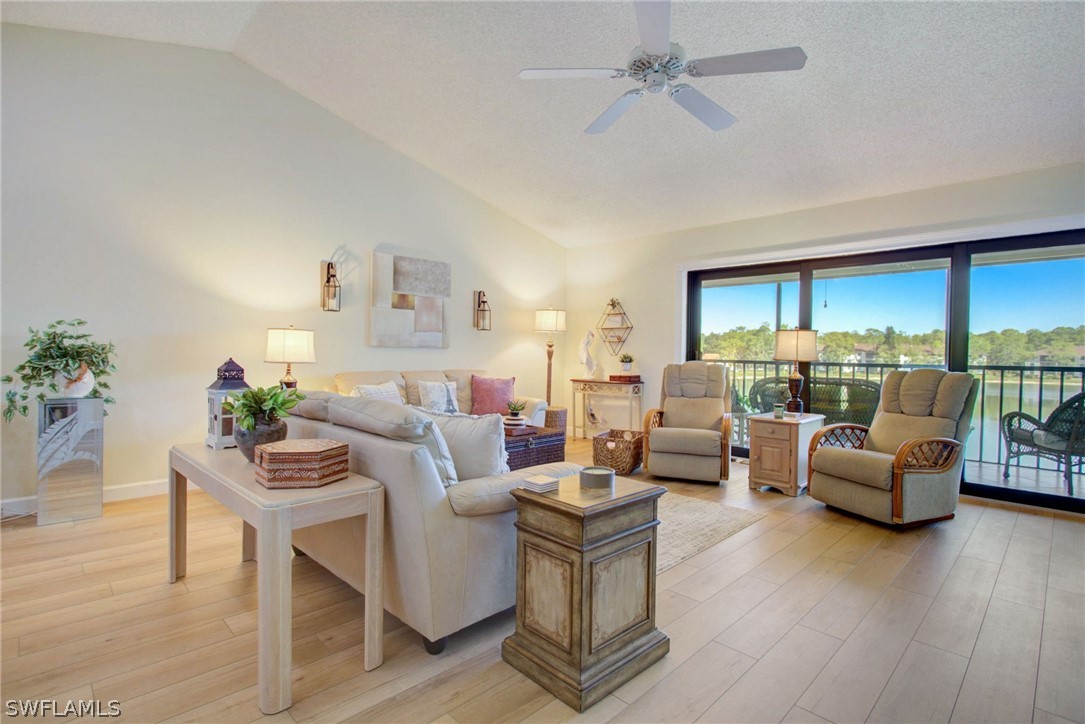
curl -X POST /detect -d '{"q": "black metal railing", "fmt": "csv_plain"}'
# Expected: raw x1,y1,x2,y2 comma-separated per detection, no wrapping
720,359,1085,477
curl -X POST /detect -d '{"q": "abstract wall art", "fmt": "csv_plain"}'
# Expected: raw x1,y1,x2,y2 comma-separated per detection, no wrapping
370,250,452,347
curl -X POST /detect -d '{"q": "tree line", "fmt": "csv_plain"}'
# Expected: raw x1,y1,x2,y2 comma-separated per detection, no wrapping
701,324,1084,367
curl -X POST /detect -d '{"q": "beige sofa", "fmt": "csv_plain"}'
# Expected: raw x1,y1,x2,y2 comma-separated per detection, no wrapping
285,391,580,653
333,369,548,427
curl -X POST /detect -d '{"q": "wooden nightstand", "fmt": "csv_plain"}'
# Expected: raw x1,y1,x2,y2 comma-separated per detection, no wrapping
748,412,826,496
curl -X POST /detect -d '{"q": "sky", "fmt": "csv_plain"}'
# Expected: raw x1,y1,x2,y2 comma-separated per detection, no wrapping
701,258,1085,335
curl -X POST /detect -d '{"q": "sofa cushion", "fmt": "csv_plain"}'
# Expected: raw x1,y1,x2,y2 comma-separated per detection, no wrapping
471,375,515,415
812,446,894,490
415,408,509,480
352,380,403,404
418,380,460,414
649,427,722,456
293,390,335,422
328,396,458,486
446,462,582,516
334,371,405,398
443,369,488,416
402,370,450,406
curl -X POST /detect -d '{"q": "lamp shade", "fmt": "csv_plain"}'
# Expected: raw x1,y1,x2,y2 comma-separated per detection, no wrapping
265,327,316,364
773,329,819,362
535,308,567,333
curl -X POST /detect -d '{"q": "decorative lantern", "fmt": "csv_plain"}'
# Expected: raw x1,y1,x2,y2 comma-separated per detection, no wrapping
206,358,251,449
473,290,491,331
322,261,341,312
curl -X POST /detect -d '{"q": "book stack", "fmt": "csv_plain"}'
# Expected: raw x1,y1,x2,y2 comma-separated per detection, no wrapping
521,474,559,494
609,374,642,383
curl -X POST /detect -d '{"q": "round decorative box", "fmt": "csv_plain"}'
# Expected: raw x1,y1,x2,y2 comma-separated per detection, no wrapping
580,466,615,490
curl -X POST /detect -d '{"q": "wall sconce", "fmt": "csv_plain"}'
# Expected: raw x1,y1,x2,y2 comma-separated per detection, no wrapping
474,291,491,331
321,261,341,312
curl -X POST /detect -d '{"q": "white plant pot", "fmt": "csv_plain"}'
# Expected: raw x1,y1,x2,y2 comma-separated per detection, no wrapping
52,368,95,399
621,363,632,372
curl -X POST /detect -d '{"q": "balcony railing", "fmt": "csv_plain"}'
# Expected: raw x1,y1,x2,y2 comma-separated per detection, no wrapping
720,359,1085,483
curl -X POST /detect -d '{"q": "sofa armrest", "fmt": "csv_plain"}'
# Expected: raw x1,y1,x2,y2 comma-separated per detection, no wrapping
447,461,582,516
518,396,547,428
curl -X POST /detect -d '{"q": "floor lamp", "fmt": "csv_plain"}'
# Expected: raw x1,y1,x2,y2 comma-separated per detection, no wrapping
535,308,566,405
773,329,819,413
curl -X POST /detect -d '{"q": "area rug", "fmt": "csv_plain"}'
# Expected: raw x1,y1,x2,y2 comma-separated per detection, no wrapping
655,494,764,573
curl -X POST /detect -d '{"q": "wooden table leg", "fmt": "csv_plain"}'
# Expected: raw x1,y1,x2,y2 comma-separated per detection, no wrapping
364,488,384,671
168,467,187,582
242,522,256,562
257,508,292,714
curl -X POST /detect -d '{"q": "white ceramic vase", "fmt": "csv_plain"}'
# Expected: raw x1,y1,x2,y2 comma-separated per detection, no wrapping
52,367,95,398
621,362,632,372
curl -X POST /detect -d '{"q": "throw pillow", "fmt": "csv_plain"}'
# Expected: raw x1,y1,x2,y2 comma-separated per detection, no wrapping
292,390,337,422
351,380,403,404
413,407,509,480
328,397,458,486
471,375,515,416
417,380,460,414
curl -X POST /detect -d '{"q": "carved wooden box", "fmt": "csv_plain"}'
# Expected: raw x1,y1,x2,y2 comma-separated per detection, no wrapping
253,439,349,489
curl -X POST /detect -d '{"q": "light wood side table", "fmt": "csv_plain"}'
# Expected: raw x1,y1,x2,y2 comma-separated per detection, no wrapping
168,443,384,714
570,378,643,439
502,474,669,712
748,412,826,496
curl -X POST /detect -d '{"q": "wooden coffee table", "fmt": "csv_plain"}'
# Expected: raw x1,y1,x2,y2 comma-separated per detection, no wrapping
168,443,384,714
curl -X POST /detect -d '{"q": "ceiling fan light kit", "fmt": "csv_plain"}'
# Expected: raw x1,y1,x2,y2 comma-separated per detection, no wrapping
520,0,807,134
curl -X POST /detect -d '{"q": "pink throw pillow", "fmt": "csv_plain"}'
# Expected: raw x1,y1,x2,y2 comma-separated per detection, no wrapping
471,375,515,415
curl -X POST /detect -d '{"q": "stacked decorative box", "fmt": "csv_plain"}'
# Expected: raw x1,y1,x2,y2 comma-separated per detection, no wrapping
253,439,350,489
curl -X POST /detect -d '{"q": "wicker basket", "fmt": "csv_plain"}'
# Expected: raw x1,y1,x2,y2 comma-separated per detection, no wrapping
545,406,568,432
592,429,644,476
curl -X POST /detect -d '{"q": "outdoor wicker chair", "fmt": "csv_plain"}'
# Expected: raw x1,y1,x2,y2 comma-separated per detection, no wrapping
748,376,881,426
1001,391,1085,494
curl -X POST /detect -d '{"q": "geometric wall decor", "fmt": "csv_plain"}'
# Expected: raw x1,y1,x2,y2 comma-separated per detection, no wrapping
597,297,633,355
370,250,452,347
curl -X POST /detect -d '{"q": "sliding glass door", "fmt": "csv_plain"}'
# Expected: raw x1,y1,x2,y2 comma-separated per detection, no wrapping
686,230,1085,512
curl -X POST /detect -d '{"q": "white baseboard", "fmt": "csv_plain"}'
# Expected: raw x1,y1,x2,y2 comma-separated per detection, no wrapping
2,478,197,518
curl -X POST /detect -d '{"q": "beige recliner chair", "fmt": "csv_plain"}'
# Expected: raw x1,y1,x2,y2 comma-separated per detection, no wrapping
808,368,978,526
643,361,732,484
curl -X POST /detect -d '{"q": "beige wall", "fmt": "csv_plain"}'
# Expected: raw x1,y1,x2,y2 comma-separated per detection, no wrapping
565,164,1085,424
1,25,567,499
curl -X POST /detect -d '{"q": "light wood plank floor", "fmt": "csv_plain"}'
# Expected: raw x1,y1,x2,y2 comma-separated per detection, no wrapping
2,439,1082,723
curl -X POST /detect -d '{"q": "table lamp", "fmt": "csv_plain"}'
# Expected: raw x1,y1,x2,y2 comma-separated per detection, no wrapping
773,329,819,413
265,326,316,389
535,308,566,405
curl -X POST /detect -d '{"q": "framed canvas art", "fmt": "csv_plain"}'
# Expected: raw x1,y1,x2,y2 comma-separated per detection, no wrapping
370,250,451,347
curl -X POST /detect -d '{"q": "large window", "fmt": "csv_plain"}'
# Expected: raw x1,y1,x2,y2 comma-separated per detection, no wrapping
687,231,1085,512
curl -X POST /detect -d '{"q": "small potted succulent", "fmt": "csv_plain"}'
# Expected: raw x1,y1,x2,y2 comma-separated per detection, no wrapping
222,386,305,462
2,319,116,421
506,399,528,418
619,353,634,372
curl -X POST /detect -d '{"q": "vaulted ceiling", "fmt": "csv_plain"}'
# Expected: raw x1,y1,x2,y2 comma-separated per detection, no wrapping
4,1,1083,247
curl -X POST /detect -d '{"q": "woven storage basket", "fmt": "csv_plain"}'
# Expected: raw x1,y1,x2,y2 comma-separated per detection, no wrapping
592,429,644,476
544,406,568,431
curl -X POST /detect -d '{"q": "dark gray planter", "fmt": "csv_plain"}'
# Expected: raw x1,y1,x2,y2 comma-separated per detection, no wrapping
234,418,287,462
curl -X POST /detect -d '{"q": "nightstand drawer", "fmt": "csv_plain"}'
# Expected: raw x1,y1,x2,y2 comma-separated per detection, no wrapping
749,420,794,441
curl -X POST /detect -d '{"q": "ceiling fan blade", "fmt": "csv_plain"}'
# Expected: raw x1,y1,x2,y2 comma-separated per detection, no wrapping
669,84,736,131
585,89,645,134
634,0,671,56
686,46,808,77
520,68,629,80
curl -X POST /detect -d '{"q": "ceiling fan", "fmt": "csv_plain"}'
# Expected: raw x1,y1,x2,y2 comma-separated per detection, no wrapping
519,0,807,134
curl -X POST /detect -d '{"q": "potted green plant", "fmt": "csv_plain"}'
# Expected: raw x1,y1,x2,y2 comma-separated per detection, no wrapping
619,353,634,372
222,386,305,462
2,319,116,422
506,399,528,417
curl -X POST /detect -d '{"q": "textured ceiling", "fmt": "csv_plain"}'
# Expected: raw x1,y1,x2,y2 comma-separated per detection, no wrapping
4,1,1084,247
